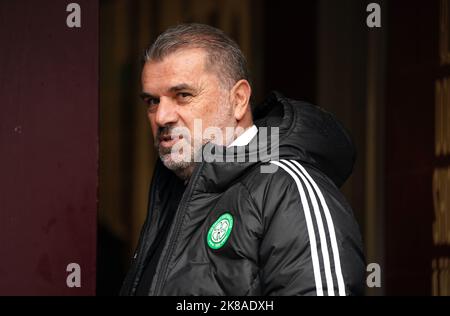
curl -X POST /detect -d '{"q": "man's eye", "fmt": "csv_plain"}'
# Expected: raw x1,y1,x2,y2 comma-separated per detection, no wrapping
143,98,159,112
177,92,192,100
146,98,159,105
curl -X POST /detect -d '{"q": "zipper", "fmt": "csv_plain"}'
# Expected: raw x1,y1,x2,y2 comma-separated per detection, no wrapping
128,166,160,295
152,163,204,295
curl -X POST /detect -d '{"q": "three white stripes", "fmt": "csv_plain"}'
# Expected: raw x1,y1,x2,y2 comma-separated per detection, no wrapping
270,159,346,296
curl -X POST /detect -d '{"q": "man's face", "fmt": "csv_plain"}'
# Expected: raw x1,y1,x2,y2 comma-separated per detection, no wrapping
141,48,236,179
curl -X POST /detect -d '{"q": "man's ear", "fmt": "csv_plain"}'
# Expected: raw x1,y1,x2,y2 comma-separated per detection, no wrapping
230,79,252,121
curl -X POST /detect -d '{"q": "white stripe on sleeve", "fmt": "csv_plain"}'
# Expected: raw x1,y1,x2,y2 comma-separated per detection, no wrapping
270,160,324,296
290,159,346,296
281,159,335,296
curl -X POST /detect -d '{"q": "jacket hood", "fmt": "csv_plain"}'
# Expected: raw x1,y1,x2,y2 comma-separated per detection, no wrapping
253,91,356,187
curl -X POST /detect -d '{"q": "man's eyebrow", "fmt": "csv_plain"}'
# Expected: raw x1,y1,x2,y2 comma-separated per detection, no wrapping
140,92,157,100
140,84,195,99
168,83,195,93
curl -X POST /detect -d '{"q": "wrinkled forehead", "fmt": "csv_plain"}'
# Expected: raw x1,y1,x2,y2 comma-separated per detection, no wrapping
141,48,210,92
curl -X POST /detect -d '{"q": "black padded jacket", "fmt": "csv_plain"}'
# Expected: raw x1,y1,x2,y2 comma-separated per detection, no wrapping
120,91,366,296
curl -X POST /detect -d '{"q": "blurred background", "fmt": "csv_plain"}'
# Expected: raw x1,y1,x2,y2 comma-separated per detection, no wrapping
98,0,450,296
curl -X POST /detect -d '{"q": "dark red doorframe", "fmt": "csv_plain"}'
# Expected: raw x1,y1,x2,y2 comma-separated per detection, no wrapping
0,0,98,295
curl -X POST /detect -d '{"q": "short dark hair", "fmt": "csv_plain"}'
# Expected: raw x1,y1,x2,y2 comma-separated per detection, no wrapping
143,23,251,90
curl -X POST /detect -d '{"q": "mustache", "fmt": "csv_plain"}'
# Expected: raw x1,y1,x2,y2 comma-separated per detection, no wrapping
157,126,173,139
156,126,191,145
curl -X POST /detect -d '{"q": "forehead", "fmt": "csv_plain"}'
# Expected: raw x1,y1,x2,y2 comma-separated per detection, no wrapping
141,48,209,92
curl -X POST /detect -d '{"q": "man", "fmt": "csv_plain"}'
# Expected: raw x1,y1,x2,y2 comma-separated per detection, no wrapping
120,23,365,296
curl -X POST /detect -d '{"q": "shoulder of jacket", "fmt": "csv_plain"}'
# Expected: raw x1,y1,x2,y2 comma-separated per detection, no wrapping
239,161,301,197
240,160,338,201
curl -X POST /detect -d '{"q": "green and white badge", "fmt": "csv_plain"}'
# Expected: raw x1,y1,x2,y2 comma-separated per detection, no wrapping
207,213,234,250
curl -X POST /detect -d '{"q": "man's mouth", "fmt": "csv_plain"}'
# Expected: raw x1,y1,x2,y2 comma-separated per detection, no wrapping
159,134,183,148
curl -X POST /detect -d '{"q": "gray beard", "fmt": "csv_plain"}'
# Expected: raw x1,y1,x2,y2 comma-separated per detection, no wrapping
157,140,202,182
156,100,235,181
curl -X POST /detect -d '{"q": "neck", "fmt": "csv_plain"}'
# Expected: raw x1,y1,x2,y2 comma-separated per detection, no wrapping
229,113,254,145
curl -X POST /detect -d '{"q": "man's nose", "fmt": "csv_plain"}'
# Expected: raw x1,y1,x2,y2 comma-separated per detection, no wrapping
154,97,178,127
